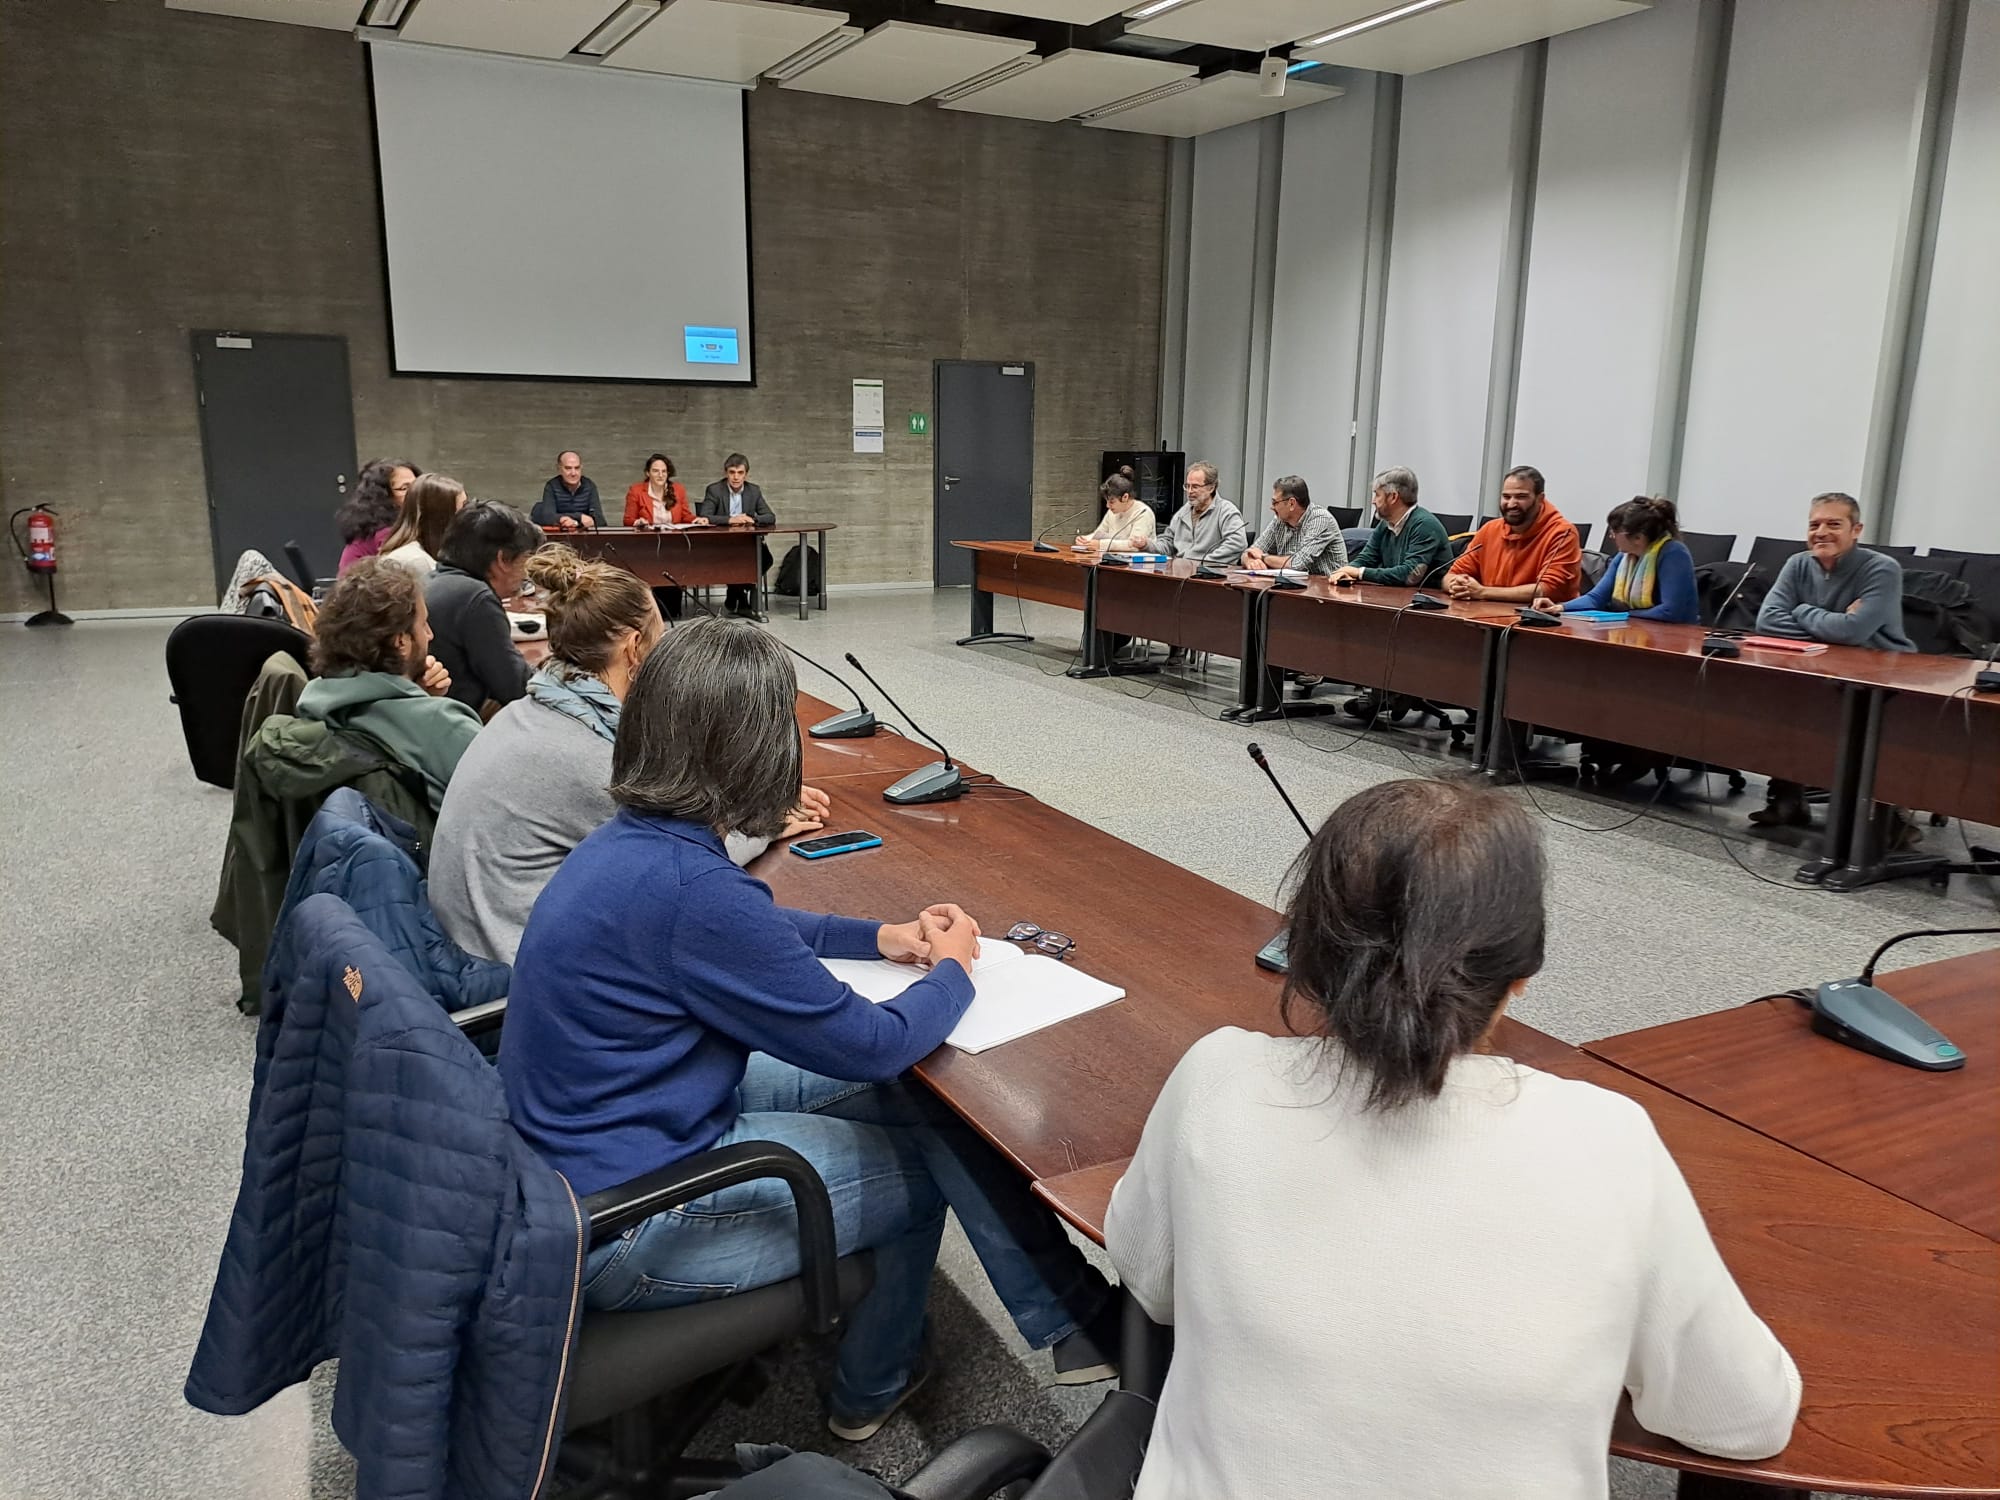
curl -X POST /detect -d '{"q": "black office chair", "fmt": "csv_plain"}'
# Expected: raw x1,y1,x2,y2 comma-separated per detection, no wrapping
1678,531,1737,568
1743,535,1799,581
1957,555,2000,631
1923,548,1995,583
1431,512,1474,536
164,614,313,788
1574,522,1592,552
1868,543,1918,562
1329,505,1362,529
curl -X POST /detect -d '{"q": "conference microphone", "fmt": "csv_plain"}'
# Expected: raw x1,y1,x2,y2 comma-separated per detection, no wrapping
1975,637,2000,694
843,653,966,805
1033,503,1100,554
1796,925,1999,1071
1701,564,1761,657
774,639,879,739
1244,741,1314,972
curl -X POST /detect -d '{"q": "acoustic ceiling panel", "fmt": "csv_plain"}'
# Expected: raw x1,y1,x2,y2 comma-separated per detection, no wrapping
164,0,364,28
939,48,1196,121
604,0,848,83
936,0,1128,20
1127,0,1386,52
778,20,1034,105
398,0,628,59
1296,0,1650,74
1083,69,1342,137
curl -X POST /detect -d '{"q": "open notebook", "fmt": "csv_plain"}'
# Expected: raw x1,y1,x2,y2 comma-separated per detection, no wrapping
820,943,1123,1055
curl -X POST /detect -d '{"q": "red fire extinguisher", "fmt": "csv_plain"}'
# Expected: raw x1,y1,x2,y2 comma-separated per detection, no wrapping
9,505,73,626
24,507,57,572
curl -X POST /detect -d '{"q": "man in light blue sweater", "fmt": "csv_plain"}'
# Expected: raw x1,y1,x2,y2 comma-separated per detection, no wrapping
1751,492,1913,828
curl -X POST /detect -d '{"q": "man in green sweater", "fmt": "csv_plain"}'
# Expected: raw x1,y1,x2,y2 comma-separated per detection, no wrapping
1330,466,1452,590
1330,467,1454,723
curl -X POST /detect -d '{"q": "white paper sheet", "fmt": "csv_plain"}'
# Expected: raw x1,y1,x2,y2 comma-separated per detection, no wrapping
821,943,1123,1055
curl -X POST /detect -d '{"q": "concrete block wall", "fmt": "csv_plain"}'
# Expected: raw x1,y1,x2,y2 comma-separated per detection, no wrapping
0,0,1167,613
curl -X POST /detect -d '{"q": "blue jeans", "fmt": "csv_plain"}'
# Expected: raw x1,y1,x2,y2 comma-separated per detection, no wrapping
581,1056,1109,1413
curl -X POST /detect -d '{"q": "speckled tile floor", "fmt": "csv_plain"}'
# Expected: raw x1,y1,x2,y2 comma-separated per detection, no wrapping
2,598,1988,1500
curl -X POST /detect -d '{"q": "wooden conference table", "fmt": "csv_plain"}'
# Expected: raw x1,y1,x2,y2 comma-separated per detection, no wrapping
767,692,2000,1498
953,539,2000,884
541,523,838,620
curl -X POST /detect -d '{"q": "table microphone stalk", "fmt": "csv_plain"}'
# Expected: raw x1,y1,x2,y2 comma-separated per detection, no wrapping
844,653,966,804
1244,742,1314,972
1701,564,1761,657
1033,503,1098,554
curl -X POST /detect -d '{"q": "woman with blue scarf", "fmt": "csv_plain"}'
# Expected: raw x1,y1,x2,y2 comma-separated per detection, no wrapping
430,546,828,962
1535,496,1699,623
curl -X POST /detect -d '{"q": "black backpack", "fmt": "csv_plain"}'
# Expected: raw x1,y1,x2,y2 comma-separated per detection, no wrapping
774,543,822,598
1901,568,1992,656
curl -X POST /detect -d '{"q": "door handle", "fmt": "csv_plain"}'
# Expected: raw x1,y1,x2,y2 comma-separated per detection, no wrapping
943,475,961,489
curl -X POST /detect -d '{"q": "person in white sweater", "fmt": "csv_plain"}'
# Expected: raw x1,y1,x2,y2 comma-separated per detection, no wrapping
430,545,828,963
1076,474,1157,553
1104,778,1801,1500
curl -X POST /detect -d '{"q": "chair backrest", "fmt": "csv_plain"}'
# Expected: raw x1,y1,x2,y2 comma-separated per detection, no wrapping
1868,543,1918,561
1329,505,1362,529
1956,555,2000,643
1431,512,1474,536
282,540,317,591
1900,569,1984,656
1925,547,1997,562
165,616,313,789
1574,522,1592,551
1694,561,1763,630
1744,535,1799,582
1678,531,1737,568
1578,549,1608,589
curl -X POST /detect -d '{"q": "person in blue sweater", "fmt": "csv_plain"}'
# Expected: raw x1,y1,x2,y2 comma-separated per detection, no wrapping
501,618,1118,1442
1533,495,1699,623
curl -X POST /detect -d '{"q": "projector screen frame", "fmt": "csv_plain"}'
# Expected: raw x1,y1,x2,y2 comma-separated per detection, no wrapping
361,44,760,389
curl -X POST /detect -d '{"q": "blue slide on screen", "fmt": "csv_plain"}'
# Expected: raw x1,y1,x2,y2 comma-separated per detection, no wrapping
685,326,740,365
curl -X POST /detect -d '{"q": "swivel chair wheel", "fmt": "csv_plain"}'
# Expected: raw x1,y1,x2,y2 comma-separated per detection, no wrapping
1727,771,1747,793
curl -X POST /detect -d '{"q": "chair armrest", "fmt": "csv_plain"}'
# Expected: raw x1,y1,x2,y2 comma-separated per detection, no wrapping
1018,1391,1156,1500
581,1141,845,1334
449,997,508,1038
899,1424,1051,1500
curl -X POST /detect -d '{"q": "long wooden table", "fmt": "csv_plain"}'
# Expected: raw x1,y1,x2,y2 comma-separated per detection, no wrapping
542,523,838,620
760,697,2000,1497
1586,950,2000,1243
954,542,2000,887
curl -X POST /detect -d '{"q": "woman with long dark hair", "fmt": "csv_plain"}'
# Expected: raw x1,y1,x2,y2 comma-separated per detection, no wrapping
380,472,466,575
1105,778,1799,1498
336,457,418,575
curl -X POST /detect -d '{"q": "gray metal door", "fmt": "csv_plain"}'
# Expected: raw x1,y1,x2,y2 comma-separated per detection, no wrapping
192,331,358,595
933,360,1034,586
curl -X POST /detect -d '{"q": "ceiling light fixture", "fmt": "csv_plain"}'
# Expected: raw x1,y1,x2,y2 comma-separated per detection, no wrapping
576,0,660,58
1075,73,1200,121
1299,0,1462,50
1124,0,1195,21
766,25,864,82
933,54,1043,103
361,0,416,26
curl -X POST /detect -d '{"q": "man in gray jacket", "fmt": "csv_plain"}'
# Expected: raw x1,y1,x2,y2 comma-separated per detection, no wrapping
1158,460,1247,568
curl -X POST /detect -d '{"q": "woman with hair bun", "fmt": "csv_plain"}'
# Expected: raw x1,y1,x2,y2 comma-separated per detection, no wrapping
430,545,827,963
1105,778,1799,1499
1535,495,1699,623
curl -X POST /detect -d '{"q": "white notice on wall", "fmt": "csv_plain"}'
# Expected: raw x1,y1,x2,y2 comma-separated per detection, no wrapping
853,428,884,454
852,378,884,428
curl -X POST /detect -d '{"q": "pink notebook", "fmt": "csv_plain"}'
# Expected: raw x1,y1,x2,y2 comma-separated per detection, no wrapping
1740,635,1829,654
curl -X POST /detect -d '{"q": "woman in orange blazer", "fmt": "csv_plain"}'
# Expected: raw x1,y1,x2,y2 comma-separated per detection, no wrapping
623,453,692,620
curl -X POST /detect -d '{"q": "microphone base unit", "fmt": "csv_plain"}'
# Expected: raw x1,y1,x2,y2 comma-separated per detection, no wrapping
1254,929,1290,973
1975,669,2000,693
808,708,879,740
1032,541,1060,553
1700,635,1741,658
882,761,967,805
1810,978,1965,1070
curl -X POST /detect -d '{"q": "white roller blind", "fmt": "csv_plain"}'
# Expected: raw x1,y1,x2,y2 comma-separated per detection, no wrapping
1374,49,1525,519
1263,79,1378,509
1894,0,2000,551
1675,0,1935,543
1511,0,1703,524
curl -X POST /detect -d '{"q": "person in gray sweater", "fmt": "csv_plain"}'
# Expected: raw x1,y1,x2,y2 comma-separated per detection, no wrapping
430,546,829,962
1751,492,1914,830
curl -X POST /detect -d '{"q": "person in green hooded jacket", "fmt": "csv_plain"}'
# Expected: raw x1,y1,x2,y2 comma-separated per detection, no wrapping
295,557,482,809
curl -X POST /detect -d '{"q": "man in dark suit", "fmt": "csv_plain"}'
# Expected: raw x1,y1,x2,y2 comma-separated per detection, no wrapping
698,452,776,618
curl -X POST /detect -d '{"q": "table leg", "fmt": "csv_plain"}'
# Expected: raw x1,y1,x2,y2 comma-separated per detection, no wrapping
1822,685,1955,891
1800,684,1868,887
797,540,809,622
1066,568,1112,678
816,529,830,612
1472,626,1505,772
955,581,1035,647
1234,587,1262,711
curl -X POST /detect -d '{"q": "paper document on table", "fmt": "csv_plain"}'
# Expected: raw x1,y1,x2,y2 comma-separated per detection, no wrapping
821,943,1124,1054
1225,567,1309,581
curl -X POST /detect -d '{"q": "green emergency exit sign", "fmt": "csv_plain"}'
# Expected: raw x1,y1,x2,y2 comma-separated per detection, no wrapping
909,412,928,436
